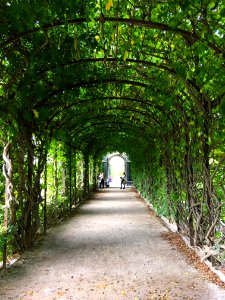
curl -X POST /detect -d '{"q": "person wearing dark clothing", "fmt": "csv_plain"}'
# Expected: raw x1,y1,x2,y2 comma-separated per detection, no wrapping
120,172,126,189
99,173,104,189
100,177,104,188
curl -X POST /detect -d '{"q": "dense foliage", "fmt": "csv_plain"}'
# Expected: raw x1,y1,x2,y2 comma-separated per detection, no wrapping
0,0,225,267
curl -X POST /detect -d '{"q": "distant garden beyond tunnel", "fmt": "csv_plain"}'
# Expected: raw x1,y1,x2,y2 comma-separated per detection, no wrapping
0,0,225,270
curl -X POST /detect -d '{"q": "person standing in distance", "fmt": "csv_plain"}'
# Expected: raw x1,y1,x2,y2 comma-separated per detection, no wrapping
120,172,126,189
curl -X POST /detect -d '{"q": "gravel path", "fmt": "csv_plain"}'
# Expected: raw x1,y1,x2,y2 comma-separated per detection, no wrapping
1,187,225,300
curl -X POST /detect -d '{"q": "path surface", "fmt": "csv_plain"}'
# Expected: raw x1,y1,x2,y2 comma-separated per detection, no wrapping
1,188,225,300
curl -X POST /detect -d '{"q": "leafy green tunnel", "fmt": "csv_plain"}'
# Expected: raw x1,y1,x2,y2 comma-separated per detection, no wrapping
1,0,225,267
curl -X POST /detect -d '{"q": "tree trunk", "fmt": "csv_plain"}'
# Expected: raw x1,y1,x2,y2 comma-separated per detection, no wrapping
74,150,77,207
53,150,58,219
44,148,47,234
202,100,214,246
2,142,13,268
184,129,195,246
24,130,34,248
61,161,66,196
93,158,98,192
203,119,212,223
83,154,89,198
68,143,72,211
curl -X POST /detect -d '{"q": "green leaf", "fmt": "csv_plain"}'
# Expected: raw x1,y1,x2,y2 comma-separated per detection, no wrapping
123,51,128,61
106,0,113,11
0,87,4,96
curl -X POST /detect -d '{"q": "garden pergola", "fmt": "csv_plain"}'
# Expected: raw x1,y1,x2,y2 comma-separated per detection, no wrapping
1,0,225,268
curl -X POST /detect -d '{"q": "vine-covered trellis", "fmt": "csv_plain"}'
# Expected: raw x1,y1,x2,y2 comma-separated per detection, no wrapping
0,0,225,268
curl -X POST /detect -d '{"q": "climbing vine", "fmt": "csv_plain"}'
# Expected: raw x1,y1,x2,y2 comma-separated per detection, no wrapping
0,0,225,268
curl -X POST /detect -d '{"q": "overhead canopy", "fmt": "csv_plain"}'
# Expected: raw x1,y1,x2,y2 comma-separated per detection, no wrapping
1,0,225,156
1,0,225,256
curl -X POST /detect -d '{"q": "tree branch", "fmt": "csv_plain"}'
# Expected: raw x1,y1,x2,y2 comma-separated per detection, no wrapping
1,17,223,57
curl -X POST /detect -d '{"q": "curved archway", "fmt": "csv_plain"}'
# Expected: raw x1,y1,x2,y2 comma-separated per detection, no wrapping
1,0,225,260
102,152,132,188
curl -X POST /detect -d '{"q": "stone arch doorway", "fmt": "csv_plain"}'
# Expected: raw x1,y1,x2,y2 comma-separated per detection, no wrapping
102,152,132,187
